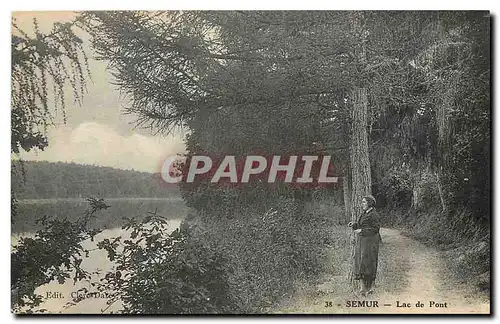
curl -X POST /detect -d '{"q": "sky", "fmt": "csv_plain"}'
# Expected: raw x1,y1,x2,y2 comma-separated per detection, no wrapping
12,11,186,173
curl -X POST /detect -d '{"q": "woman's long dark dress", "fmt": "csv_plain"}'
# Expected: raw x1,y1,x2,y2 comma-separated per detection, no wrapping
352,208,381,281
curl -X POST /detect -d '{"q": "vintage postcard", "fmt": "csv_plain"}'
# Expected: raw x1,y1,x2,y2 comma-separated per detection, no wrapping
10,10,491,315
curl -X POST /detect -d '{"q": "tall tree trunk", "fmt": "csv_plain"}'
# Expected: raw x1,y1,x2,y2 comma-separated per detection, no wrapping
347,11,372,291
342,163,352,224
343,173,351,224
343,171,352,249
348,86,372,290
349,87,372,222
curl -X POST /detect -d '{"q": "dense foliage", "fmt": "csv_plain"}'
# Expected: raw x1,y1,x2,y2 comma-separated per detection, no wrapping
11,198,107,313
11,16,90,154
92,211,239,314
370,12,490,219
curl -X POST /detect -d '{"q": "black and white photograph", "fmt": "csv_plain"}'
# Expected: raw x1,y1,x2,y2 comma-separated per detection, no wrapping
9,10,491,315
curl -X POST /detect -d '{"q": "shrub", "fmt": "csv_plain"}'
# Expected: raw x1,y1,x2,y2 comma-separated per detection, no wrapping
93,211,240,314
11,197,107,313
191,195,334,313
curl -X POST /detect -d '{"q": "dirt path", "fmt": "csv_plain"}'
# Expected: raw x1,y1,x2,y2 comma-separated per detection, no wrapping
274,228,490,314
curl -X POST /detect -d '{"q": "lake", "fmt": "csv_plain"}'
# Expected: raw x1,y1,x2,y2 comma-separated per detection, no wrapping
12,197,188,233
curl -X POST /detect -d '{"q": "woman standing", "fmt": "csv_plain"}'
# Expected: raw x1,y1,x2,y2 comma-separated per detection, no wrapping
348,195,381,296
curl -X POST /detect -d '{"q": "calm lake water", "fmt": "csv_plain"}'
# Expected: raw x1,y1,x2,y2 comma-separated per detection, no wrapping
13,197,187,233
12,198,187,314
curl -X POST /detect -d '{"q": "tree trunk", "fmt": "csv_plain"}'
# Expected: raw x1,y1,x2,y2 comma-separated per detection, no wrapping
347,86,372,290
349,11,372,223
349,87,372,222
347,12,372,290
349,11,372,290
343,173,351,224
343,172,352,249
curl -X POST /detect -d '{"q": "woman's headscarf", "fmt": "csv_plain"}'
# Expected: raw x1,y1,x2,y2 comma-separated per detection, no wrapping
363,195,376,208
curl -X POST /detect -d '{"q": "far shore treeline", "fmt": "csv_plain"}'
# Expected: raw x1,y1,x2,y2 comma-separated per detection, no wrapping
11,160,180,199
